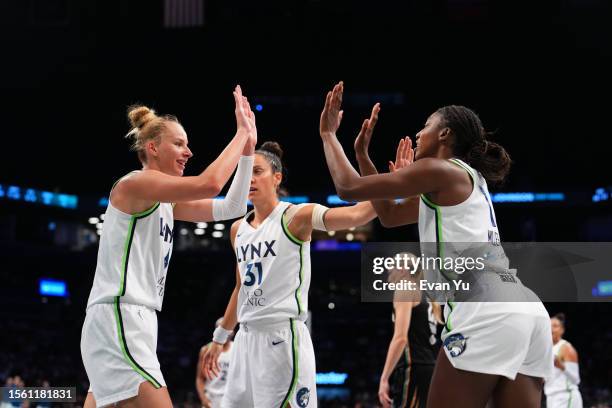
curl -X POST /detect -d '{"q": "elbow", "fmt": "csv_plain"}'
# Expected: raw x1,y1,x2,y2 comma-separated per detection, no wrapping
229,203,248,220
377,212,397,228
392,336,408,348
337,185,359,202
201,178,223,198
379,217,394,228
210,180,224,197
379,216,405,228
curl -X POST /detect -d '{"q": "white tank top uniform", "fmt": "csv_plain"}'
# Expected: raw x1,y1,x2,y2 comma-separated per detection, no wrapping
418,158,553,380
204,342,234,407
222,201,317,408
545,339,583,408
81,182,174,407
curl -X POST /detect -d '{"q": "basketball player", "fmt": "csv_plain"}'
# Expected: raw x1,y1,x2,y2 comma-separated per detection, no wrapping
202,141,378,408
196,318,234,408
81,86,257,408
378,254,442,408
544,313,582,408
319,81,553,407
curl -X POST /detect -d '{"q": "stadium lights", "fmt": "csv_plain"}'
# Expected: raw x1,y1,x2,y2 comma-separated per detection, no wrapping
592,280,612,297
39,279,68,297
0,183,78,209
592,188,610,203
316,372,348,385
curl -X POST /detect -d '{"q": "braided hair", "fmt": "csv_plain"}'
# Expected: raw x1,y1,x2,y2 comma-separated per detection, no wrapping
436,105,511,185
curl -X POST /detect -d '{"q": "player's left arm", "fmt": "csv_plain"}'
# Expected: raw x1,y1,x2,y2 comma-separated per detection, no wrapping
173,152,254,222
323,202,377,231
559,343,580,385
286,202,377,242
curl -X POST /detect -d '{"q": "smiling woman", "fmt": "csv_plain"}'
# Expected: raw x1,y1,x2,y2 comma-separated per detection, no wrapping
80,86,258,408
125,105,192,176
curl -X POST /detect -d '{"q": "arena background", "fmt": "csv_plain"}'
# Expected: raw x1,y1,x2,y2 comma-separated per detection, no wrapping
1,0,611,406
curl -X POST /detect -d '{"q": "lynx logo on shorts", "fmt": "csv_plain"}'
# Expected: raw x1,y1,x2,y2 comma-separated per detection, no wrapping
296,387,310,407
444,333,468,357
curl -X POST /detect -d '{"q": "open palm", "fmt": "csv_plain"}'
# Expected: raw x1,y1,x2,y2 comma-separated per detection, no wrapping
320,81,344,136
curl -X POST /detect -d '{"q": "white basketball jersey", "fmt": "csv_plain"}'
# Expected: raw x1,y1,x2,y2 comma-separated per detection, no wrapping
87,184,174,311
205,342,234,400
235,201,311,325
545,339,580,395
418,158,543,320
418,158,500,245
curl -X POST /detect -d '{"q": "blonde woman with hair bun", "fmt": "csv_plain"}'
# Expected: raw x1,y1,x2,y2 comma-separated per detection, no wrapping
81,85,257,408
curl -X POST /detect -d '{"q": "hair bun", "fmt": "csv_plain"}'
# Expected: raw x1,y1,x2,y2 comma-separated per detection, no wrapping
259,141,284,159
554,312,566,323
127,105,157,129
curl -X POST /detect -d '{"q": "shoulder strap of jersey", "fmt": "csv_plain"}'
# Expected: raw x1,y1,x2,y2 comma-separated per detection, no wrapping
110,170,141,194
448,158,477,183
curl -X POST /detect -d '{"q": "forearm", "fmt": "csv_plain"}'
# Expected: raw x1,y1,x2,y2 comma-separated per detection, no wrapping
356,151,405,225
563,362,580,385
352,201,378,225
321,133,362,197
196,377,207,403
199,130,249,191
221,286,240,331
355,151,378,177
381,337,408,381
212,155,253,220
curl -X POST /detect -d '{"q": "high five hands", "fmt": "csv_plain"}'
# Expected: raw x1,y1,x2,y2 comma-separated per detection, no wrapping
389,136,415,172
320,81,345,137
321,81,415,170
233,85,257,155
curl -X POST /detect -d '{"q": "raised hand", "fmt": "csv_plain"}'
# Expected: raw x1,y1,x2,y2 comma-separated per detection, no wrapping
239,95,257,155
201,342,223,380
233,85,252,135
320,81,345,137
388,136,415,172
354,103,380,155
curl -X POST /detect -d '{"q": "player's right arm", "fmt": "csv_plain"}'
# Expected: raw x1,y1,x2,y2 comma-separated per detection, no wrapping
112,86,253,208
202,220,242,380
378,301,415,408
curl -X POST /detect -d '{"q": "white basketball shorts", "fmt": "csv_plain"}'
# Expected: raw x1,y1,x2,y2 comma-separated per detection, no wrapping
81,302,166,407
441,302,553,380
222,318,317,408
